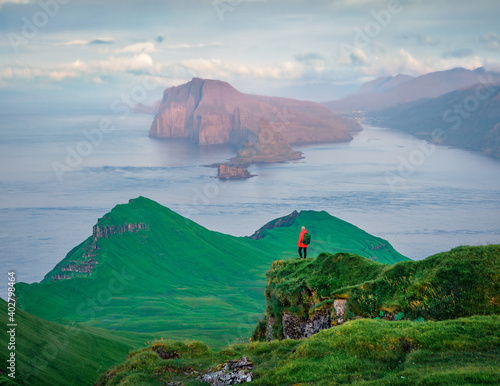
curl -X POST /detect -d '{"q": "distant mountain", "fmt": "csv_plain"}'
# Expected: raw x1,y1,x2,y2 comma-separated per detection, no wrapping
356,73,415,94
15,197,407,348
149,78,361,146
325,67,500,113
370,84,500,158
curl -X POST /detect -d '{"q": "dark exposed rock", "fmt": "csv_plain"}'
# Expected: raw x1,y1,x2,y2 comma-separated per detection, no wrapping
60,259,98,274
153,345,180,360
282,311,331,340
202,357,253,385
50,274,71,281
92,223,148,240
248,210,300,240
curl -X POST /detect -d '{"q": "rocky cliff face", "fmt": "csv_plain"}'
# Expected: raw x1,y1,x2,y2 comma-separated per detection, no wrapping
265,299,347,341
248,210,300,240
46,221,149,282
149,78,360,146
92,222,148,240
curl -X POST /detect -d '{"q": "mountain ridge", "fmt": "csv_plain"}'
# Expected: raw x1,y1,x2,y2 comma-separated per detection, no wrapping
325,67,500,113
369,83,500,158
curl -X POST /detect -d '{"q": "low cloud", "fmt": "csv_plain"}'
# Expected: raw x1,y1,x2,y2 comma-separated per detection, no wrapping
442,49,474,59
116,42,158,54
89,38,115,45
58,38,114,46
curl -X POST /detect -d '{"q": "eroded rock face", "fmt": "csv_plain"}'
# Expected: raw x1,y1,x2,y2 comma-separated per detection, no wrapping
333,299,347,325
249,210,300,240
92,223,148,240
149,78,359,146
217,164,251,179
49,222,149,282
202,357,253,385
282,311,331,340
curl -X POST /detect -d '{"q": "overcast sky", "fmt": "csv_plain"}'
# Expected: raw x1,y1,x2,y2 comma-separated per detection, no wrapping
0,0,499,105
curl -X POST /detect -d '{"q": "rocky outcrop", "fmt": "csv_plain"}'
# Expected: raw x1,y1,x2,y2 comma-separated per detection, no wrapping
202,357,253,385
282,311,331,340
149,78,359,146
217,164,252,179
92,223,148,240
50,274,71,281
248,210,300,240
60,259,98,274
261,298,348,341
333,299,347,325
48,222,149,282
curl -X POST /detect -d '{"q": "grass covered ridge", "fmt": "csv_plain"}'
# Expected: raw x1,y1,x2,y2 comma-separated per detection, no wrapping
96,315,500,385
15,197,408,348
263,245,499,339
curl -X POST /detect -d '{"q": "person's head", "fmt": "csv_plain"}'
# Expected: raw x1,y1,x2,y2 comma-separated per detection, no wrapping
301,226,305,230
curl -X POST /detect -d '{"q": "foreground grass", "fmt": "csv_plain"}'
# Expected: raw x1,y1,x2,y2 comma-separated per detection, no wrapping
97,315,500,385
0,299,155,386
263,245,499,340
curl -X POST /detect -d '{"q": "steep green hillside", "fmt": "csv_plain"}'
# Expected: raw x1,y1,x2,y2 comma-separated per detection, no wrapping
262,245,499,340
252,209,407,264
96,316,500,385
0,299,153,386
15,197,407,348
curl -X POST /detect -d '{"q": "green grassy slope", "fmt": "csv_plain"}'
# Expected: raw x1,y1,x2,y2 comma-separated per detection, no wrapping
263,245,499,339
96,316,500,385
15,197,407,348
254,210,408,264
0,299,154,386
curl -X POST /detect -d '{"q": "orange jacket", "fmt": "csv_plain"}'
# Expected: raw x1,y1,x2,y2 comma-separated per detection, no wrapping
298,228,309,248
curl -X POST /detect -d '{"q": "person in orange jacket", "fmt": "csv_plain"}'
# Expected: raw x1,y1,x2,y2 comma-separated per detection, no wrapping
298,226,309,259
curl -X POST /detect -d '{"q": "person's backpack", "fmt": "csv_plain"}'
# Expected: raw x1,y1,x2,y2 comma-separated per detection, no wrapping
303,232,311,245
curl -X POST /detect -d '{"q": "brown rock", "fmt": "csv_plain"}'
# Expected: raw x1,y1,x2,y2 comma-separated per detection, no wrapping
149,78,360,146
217,164,251,180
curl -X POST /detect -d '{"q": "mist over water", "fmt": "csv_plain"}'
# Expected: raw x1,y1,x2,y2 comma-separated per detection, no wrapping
1,112,500,299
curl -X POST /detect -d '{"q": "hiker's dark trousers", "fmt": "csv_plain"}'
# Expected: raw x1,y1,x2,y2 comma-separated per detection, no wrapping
298,247,307,259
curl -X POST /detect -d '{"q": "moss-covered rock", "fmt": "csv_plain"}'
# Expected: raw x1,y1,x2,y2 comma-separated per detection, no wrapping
261,245,500,340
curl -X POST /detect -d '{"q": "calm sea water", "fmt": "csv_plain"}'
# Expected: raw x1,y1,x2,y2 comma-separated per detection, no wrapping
1,112,500,299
